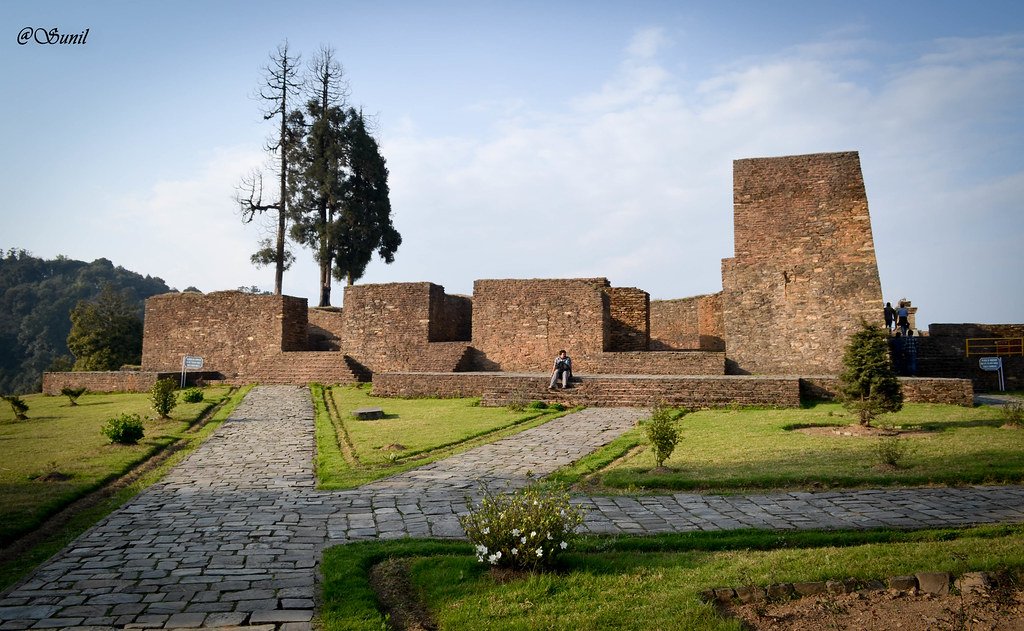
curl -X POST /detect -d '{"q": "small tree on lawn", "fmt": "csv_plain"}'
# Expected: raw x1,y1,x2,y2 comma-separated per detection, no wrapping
645,404,683,468
839,321,903,426
61,387,88,406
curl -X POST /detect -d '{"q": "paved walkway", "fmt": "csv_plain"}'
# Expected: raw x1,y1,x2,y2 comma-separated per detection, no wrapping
2,386,1023,629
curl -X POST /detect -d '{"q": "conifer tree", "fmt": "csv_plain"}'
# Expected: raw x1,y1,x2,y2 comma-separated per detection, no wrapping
839,321,903,426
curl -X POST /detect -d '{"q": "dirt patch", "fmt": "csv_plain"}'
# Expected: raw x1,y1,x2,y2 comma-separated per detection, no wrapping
36,471,73,482
369,558,437,631
795,424,928,438
723,586,1024,630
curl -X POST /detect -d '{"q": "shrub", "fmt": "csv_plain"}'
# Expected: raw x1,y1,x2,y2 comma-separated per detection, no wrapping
101,413,145,444
549,402,566,412
1000,401,1023,427
527,400,548,410
60,386,88,406
839,321,903,426
150,378,178,418
645,404,683,468
875,436,916,468
2,395,29,420
181,387,204,403
459,483,584,572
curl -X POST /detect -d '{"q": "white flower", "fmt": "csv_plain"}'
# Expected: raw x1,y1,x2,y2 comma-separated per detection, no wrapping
536,548,544,557
482,527,490,535
488,551,502,565
546,533,553,540
530,531,537,538
559,541,568,549
512,529,521,537
476,544,488,555
521,536,527,544
511,548,518,555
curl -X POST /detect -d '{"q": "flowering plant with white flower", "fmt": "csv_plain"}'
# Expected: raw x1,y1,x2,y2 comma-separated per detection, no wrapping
459,483,583,571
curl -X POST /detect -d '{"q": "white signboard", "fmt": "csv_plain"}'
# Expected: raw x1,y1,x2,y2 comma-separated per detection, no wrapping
181,355,204,387
979,357,1005,391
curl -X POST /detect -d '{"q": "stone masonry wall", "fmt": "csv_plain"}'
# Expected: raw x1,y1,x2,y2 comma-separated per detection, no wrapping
428,287,472,342
372,372,802,408
470,278,611,372
308,307,344,351
722,152,883,375
799,375,974,406
918,323,1024,391
650,293,725,351
42,370,161,395
606,287,650,351
141,292,308,379
340,282,470,374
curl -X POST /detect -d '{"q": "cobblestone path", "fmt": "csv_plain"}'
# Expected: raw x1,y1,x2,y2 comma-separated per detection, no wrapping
2,386,1023,629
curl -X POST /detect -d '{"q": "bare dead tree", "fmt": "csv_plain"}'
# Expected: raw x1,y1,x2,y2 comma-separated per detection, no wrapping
236,41,303,295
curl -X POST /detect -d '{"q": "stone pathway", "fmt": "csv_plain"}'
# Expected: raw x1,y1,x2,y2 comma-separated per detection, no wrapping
2,386,1023,629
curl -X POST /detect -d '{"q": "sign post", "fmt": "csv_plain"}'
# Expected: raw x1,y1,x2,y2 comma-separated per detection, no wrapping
979,357,1004,392
181,355,204,388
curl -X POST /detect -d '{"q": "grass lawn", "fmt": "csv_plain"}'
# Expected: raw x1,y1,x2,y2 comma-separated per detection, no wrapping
0,386,238,547
319,525,1024,630
315,384,572,489
552,402,1024,493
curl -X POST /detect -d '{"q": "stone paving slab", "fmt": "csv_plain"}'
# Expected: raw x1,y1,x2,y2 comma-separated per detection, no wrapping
2,385,1023,629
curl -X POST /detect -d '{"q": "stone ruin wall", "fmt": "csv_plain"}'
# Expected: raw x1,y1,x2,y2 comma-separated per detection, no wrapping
339,282,472,374
470,278,611,373
112,150,977,393
721,151,883,374
918,323,1024,390
141,292,308,380
605,287,650,352
650,293,725,351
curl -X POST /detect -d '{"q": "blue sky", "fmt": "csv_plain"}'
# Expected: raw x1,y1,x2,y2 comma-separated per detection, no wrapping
2,1,1023,327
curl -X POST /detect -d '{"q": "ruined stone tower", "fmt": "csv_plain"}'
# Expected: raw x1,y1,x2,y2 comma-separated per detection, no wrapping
721,151,884,374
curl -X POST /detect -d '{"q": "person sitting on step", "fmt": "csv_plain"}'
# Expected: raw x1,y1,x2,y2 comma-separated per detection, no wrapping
549,349,573,389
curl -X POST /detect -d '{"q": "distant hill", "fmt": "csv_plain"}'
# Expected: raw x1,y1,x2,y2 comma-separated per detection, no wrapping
0,249,172,394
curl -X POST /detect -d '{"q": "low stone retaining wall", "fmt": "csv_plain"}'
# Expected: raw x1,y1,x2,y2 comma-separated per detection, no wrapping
800,375,974,406
704,570,1000,604
374,372,977,408
373,372,803,408
42,370,164,395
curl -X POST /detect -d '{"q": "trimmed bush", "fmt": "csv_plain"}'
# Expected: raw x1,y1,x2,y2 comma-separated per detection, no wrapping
150,378,178,418
101,413,145,444
181,387,204,403
459,483,583,572
645,404,683,468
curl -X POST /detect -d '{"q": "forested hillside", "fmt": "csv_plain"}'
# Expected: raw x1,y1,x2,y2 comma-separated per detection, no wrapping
0,249,171,394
